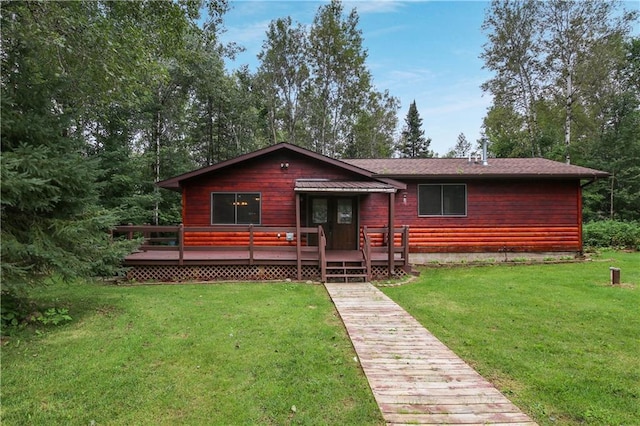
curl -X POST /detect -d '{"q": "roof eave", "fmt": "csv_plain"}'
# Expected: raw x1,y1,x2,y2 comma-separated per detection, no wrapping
372,173,610,180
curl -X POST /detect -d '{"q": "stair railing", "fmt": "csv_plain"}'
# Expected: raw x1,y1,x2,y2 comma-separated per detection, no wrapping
318,225,327,282
362,226,372,281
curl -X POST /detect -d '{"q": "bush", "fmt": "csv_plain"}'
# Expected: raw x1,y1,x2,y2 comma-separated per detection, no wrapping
583,220,640,250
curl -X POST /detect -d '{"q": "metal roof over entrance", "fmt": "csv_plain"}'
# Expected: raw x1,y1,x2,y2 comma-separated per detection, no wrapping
294,180,397,193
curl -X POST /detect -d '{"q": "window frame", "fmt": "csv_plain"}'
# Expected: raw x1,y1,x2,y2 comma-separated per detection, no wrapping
417,183,467,217
210,192,262,225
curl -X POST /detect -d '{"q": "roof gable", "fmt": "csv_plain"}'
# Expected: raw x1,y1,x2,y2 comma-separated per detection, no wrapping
158,143,406,190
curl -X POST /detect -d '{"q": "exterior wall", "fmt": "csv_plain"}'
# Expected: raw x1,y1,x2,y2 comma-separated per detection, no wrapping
179,153,583,254
359,179,582,253
181,151,365,246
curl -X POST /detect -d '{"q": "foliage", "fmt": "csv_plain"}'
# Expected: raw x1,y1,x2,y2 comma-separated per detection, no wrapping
1,292,28,330
1,290,72,332
444,132,472,158
397,100,433,158
255,0,398,158
583,220,640,249
34,308,73,326
384,251,640,425
481,1,639,220
1,281,383,424
0,1,234,296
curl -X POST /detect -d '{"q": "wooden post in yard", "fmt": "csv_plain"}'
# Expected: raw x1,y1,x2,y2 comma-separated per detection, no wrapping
610,267,621,285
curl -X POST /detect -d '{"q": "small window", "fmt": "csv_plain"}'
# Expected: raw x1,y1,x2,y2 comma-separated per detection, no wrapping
418,184,466,216
211,192,261,224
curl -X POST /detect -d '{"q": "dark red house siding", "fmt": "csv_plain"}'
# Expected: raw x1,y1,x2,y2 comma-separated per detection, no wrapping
177,148,583,253
359,179,582,253
180,151,369,246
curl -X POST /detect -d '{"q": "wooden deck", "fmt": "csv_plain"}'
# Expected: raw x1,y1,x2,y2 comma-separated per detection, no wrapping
325,283,536,425
115,225,410,281
123,248,402,266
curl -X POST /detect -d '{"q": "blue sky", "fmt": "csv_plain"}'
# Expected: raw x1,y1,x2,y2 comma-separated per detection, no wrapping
219,0,491,156
217,0,637,156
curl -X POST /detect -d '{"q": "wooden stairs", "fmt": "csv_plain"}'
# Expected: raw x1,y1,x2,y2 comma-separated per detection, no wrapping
324,249,369,283
326,258,368,282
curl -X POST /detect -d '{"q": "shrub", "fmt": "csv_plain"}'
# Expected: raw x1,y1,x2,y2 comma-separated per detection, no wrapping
583,220,640,249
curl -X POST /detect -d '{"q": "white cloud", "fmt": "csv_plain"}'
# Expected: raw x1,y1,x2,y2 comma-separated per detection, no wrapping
345,0,406,14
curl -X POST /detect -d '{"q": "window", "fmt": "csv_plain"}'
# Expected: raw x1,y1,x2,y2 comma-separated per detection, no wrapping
418,184,466,216
211,192,261,224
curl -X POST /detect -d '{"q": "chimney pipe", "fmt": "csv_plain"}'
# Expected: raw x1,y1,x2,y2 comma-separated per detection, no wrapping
482,138,488,166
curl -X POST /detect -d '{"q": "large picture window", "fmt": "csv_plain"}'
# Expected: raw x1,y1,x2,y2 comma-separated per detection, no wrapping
418,184,466,216
211,192,261,224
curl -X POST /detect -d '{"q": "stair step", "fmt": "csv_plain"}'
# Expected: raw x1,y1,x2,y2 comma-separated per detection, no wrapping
326,273,368,278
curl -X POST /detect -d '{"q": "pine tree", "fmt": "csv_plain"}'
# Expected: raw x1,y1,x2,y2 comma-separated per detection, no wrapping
445,133,472,158
398,101,432,158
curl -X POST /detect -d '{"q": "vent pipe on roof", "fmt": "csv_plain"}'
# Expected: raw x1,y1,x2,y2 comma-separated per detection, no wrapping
482,138,488,166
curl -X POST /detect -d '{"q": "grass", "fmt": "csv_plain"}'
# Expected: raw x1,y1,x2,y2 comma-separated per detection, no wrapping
381,250,640,425
3,251,638,425
1,282,384,425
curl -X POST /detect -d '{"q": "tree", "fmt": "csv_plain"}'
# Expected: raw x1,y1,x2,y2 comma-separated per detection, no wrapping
344,90,399,158
581,38,640,221
481,0,638,164
445,133,472,158
542,0,635,164
397,101,432,158
481,0,543,157
306,0,372,157
0,1,231,294
0,1,153,291
256,17,309,146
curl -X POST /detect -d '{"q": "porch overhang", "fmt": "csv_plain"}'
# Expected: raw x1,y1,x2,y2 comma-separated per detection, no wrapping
294,180,398,193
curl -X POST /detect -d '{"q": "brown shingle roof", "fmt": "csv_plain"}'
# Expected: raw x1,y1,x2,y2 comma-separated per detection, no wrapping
344,158,609,179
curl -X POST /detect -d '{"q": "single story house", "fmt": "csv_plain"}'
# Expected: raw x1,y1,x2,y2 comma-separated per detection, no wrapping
120,142,608,282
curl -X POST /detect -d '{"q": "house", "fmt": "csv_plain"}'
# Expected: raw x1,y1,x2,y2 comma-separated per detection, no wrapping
119,143,608,282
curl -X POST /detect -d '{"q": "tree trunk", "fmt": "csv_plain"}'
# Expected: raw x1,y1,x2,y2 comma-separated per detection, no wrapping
610,172,615,220
154,107,161,226
564,72,572,164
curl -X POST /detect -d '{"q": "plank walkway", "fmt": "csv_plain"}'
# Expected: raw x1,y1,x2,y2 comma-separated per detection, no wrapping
325,282,537,426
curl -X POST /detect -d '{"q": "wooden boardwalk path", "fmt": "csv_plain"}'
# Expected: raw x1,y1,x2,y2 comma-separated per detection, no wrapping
325,283,537,426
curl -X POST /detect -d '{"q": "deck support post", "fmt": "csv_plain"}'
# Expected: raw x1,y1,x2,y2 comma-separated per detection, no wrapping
249,224,254,265
178,224,184,266
295,193,302,280
388,191,395,279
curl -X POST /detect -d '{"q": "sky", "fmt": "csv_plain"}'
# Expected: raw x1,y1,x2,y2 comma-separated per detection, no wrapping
217,0,637,156
218,0,492,156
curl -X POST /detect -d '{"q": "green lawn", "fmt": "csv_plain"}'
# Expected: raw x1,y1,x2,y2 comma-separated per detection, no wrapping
1,282,384,425
3,252,638,425
382,250,640,425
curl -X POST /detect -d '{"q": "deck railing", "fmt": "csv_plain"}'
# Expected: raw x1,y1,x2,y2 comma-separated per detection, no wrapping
114,224,407,280
362,225,410,276
113,224,325,268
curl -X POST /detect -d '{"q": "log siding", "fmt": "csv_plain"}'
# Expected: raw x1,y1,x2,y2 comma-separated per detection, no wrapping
359,179,581,253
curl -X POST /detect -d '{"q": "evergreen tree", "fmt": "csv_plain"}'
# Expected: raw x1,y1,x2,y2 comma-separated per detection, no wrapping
445,133,472,158
0,1,148,292
0,1,231,294
397,101,432,158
